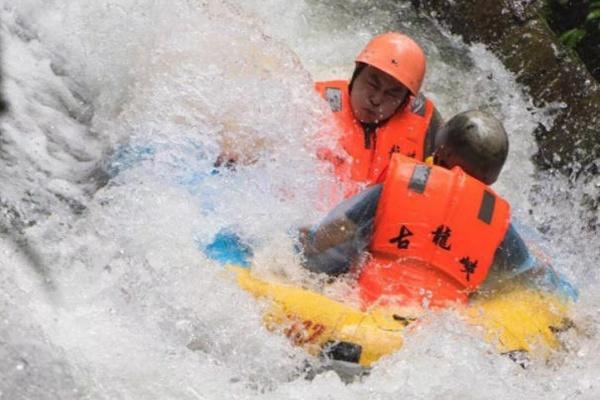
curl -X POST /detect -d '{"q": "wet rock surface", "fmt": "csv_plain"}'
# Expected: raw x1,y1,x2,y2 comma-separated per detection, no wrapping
413,0,600,173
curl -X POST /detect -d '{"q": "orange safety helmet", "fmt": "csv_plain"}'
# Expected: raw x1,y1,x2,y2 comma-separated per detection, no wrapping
355,32,426,96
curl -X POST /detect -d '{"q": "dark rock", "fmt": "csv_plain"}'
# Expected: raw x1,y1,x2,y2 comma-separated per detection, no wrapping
414,0,600,172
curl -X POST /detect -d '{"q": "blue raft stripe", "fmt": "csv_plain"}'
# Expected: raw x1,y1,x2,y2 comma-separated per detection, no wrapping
203,231,253,268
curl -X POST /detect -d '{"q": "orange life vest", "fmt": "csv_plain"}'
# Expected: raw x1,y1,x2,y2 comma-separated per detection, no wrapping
358,154,511,308
314,80,435,189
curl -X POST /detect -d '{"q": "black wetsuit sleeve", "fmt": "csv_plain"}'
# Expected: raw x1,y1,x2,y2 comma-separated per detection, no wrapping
301,185,383,276
485,221,578,299
345,184,383,225
423,107,443,158
492,223,531,271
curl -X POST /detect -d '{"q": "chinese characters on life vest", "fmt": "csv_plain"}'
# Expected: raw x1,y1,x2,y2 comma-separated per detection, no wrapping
431,225,452,250
388,224,478,281
389,225,413,249
459,257,478,281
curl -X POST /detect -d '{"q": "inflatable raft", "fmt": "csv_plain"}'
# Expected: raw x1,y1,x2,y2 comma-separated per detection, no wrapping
107,142,576,367
229,266,574,367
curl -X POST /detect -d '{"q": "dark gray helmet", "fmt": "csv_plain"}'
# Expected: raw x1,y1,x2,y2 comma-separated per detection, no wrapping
433,110,509,184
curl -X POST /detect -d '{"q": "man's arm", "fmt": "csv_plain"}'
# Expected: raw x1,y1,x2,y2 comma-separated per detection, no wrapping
485,222,578,300
298,185,383,275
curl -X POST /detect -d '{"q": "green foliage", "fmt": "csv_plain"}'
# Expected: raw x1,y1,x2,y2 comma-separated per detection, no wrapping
560,28,587,48
555,0,600,48
586,1,600,38
546,0,600,79
587,9,600,22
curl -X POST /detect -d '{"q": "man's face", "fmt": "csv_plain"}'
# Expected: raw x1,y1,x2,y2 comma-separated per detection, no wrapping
350,65,409,124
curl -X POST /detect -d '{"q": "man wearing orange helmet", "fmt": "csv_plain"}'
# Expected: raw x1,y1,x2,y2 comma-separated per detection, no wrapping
315,32,443,190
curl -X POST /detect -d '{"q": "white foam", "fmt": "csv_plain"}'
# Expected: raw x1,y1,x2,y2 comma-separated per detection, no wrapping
1,0,598,399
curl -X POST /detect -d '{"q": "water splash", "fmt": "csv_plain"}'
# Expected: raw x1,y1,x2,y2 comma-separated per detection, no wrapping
1,0,598,399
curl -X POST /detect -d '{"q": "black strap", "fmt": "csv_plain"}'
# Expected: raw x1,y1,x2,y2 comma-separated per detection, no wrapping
362,123,377,149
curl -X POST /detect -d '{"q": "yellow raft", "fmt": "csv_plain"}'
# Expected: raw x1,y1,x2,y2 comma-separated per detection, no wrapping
230,266,573,367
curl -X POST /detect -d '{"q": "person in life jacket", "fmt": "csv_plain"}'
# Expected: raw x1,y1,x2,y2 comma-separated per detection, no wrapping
315,32,443,190
299,110,577,308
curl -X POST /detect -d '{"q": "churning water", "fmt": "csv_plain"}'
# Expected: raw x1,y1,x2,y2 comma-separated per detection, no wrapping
1,1,599,399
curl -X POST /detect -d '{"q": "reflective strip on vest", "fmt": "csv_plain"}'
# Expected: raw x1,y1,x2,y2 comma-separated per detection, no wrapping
324,87,342,112
408,164,431,193
478,190,496,224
